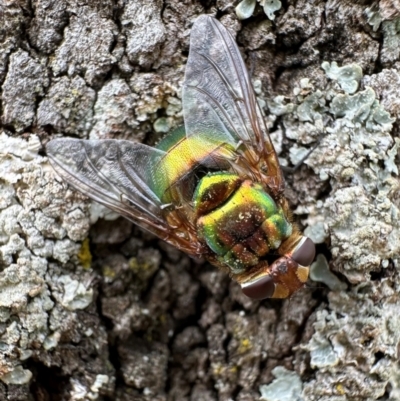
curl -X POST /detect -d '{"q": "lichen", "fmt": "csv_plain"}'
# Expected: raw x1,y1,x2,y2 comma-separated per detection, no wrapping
272,58,400,400
302,281,400,399
259,366,303,401
261,0,282,21
321,61,363,94
310,254,347,292
276,62,399,284
366,7,382,32
235,0,256,20
78,238,92,270
0,132,99,383
236,0,282,21
153,117,170,133
381,17,400,66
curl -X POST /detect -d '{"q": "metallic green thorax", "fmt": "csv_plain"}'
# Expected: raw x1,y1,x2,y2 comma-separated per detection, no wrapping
152,127,235,203
154,128,293,274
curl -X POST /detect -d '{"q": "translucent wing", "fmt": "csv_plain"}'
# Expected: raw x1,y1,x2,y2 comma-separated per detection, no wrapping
183,15,284,195
46,138,201,255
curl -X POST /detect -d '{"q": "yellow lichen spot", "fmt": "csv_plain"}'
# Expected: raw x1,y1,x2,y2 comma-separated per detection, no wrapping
129,257,139,271
229,365,238,373
212,363,223,376
336,384,345,395
102,265,116,279
129,257,153,277
129,257,152,272
78,238,92,270
238,338,252,353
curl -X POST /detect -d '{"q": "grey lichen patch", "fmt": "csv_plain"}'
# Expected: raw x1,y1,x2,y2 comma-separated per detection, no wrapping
90,79,139,140
118,340,168,394
51,7,118,85
51,275,93,310
121,1,166,69
381,17,400,66
1,50,48,132
259,366,302,401
305,82,398,282
37,76,96,137
264,58,400,400
129,73,182,137
302,280,400,400
321,183,399,282
363,68,400,119
276,62,398,283
0,2,26,83
90,75,181,141
0,132,102,383
28,0,68,54
70,374,111,400
366,6,400,66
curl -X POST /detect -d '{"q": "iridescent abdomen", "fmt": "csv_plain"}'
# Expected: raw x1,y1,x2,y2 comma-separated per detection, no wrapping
194,173,293,274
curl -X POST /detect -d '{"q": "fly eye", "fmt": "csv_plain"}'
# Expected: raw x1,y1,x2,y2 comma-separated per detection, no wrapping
291,237,315,267
241,275,275,300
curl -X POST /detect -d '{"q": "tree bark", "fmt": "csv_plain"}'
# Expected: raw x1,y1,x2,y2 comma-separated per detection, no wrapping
0,0,399,400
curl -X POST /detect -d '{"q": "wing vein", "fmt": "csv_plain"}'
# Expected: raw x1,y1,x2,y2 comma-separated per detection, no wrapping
195,50,252,143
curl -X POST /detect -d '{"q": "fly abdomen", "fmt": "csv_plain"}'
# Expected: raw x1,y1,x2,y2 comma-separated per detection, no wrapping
194,174,293,274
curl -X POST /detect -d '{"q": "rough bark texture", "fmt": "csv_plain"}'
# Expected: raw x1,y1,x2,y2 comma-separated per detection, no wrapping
0,0,399,400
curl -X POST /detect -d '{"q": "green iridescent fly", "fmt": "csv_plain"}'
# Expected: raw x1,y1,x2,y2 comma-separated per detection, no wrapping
47,15,315,299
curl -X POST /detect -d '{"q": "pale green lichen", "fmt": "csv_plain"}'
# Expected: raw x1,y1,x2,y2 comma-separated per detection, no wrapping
236,0,281,21
305,330,340,369
365,8,400,66
310,254,347,292
235,0,256,20
304,219,326,244
366,7,382,32
329,86,394,129
153,117,170,133
259,366,303,401
321,61,362,94
261,0,282,21
0,365,33,385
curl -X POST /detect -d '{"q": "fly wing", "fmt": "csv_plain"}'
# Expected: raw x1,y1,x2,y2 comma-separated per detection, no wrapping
46,138,201,255
183,15,284,195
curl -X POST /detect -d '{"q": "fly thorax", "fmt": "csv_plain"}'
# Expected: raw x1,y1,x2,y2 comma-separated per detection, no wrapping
194,175,293,274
